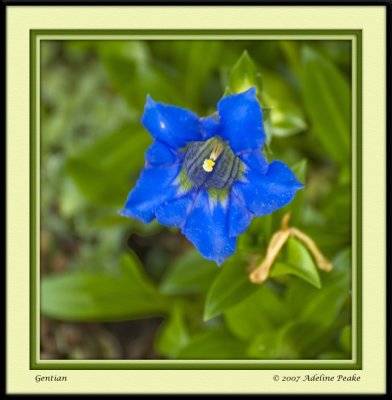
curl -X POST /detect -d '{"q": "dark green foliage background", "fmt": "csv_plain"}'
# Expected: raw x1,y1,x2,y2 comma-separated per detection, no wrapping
40,39,353,361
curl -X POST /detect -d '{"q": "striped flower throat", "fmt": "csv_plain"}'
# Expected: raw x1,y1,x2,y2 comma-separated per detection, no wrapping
181,137,245,192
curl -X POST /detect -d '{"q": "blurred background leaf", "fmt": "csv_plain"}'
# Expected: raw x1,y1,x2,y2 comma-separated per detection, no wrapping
66,123,151,206
154,305,189,358
41,253,170,321
300,46,351,166
160,250,218,295
176,326,247,359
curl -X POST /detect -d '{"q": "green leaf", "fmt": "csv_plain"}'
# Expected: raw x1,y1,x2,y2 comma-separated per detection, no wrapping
176,326,247,359
227,51,273,147
301,46,351,165
66,124,151,206
160,250,219,295
41,253,170,321
271,237,321,289
224,283,289,341
155,305,189,358
285,248,350,316
204,255,259,321
227,250,350,359
228,50,263,95
260,69,307,138
270,105,307,138
271,261,320,289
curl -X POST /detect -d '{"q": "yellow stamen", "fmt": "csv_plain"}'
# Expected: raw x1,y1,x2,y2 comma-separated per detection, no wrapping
202,142,224,173
203,159,215,172
210,143,224,161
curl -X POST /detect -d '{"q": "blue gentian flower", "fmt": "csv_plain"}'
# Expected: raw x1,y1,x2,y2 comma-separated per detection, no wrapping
120,87,303,265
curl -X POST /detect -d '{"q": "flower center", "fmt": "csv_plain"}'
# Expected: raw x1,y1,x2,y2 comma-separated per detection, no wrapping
183,137,244,190
202,142,224,172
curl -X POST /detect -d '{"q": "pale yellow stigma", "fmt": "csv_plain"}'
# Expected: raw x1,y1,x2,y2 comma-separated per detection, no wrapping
203,159,215,172
202,142,224,173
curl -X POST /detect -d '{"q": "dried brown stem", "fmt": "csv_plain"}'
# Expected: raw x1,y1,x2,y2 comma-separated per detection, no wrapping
281,211,292,230
249,212,333,285
249,229,291,284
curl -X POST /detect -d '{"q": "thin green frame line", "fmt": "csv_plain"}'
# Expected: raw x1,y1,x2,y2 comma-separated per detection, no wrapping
31,29,361,36
30,29,37,373
355,30,363,371
31,359,361,371
30,29,362,370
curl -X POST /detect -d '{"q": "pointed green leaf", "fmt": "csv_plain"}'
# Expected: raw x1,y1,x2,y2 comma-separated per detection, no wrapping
228,50,262,94
285,248,351,316
260,68,307,138
270,105,307,138
271,261,321,289
227,51,275,146
270,237,321,289
204,255,259,321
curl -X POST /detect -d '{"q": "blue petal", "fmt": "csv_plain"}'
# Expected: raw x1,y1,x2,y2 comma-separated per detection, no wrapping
142,96,202,150
232,160,304,216
200,115,220,140
120,163,181,223
238,149,269,175
156,190,196,228
228,192,254,237
182,190,236,265
145,140,180,166
217,87,265,153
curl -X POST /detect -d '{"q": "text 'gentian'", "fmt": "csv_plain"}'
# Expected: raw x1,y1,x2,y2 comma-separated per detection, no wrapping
120,87,303,265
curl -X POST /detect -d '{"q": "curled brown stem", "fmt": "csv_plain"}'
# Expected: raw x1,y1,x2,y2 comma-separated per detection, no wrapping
249,229,291,284
249,212,333,284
